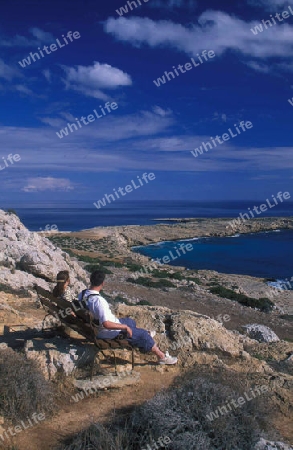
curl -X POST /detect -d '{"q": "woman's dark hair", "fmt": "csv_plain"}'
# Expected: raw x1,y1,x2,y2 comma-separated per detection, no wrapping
53,270,70,298
90,270,106,287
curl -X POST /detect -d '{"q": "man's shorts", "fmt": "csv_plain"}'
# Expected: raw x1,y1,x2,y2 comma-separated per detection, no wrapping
119,318,155,353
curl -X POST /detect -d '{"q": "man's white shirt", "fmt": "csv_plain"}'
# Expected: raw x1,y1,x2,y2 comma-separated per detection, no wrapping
78,289,122,339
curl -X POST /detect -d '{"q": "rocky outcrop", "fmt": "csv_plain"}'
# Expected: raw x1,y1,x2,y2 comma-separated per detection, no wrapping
0,210,87,296
243,324,280,343
114,303,254,363
24,337,96,380
87,217,293,247
23,303,255,379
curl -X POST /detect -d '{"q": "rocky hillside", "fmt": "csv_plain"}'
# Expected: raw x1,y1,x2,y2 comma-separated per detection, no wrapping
0,210,87,295
0,210,293,449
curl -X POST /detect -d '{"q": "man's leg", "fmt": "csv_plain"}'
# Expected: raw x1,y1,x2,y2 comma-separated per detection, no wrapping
119,319,176,363
131,327,177,363
119,317,137,329
128,327,156,353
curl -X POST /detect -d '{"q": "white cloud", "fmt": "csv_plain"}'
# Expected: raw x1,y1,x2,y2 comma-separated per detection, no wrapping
53,108,174,141
104,11,293,62
43,69,52,83
152,105,173,117
29,27,54,43
245,61,272,73
0,27,54,47
22,177,75,192
1,119,293,177
62,61,132,99
39,117,65,127
246,60,293,74
0,58,21,80
14,85,34,96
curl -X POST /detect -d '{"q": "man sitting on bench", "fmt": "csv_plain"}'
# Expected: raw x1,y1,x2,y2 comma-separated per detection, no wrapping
78,270,177,365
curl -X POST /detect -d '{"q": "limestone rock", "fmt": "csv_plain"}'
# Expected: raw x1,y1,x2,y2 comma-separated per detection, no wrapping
0,210,87,296
243,324,280,343
24,337,96,380
114,304,254,365
73,371,140,392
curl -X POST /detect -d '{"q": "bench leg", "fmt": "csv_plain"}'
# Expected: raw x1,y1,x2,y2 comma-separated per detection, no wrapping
131,347,135,372
90,351,99,381
111,350,118,376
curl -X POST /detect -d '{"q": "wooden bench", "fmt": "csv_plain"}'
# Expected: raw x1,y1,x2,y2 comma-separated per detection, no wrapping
33,285,135,379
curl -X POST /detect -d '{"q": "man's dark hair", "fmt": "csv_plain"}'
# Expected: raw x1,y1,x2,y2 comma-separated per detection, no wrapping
90,270,106,287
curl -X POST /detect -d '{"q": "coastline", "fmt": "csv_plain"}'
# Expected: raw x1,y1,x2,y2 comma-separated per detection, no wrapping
45,217,293,268
77,216,293,247
44,217,293,309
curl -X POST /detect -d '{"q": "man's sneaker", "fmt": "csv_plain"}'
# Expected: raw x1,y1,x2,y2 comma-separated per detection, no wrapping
159,351,178,365
149,330,156,338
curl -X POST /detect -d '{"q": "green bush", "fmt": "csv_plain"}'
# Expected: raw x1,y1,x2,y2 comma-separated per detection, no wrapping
169,272,184,280
6,209,19,217
63,251,120,270
280,315,293,322
186,277,202,285
136,300,151,306
102,260,124,268
151,269,170,278
84,264,112,274
103,294,151,307
209,285,274,312
126,277,175,288
0,348,55,423
69,254,101,264
151,270,183,280
126,263,144,272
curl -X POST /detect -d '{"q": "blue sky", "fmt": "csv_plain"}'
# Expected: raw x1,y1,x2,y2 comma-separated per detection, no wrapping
1,0,293,207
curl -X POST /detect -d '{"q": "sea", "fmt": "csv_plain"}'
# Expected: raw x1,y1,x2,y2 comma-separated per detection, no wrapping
13,201,293,285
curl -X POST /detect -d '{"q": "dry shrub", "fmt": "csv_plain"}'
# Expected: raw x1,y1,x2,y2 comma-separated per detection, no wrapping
59,423,128,450
0,348,55,423
57,366,271,450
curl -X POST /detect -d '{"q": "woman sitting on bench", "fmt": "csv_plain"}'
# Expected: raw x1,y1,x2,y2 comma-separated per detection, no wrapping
53,270,75,302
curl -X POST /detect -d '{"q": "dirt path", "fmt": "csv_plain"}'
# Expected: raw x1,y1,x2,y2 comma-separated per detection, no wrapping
9,366,180,450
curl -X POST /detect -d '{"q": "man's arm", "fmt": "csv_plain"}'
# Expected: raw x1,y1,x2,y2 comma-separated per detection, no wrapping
103,320,132,338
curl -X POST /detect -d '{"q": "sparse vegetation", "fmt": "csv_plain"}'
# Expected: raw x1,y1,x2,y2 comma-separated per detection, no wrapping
126,277,175,289
48,235,119,256
126,263,144,272
151,270,184,280
209,285,274,312
5,209,18,217
84,264,112,274
136,300,152,306
57,367,270,450
280,315,293,322
0,348,55,423
186,276,202,284
102,292,151,307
